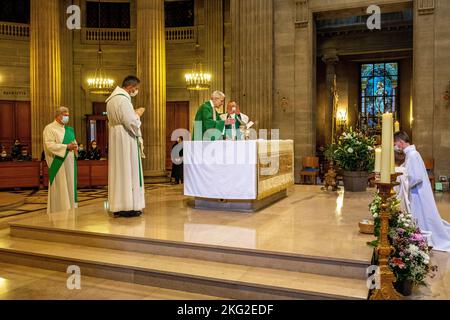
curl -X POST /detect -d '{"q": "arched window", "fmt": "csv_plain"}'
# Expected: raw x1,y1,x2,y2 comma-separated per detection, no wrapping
360,62,398,128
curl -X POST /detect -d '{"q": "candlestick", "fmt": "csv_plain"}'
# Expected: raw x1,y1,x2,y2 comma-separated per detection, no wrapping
375,148,382,173
381,113,393,183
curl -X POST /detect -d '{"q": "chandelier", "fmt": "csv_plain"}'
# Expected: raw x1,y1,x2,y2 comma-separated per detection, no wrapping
185,47,212,91
87,0,115,95
184,5,211,91
87,49,115,95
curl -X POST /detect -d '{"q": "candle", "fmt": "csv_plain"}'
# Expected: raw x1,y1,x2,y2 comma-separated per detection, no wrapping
375,148,382,173
394,121,400,133
391,128,396,174
381,113,393,183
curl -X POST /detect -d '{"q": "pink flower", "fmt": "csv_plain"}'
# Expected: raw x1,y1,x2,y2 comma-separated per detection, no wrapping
392,257,406,269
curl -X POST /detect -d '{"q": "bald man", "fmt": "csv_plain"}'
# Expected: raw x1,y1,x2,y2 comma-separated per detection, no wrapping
43,107,79,213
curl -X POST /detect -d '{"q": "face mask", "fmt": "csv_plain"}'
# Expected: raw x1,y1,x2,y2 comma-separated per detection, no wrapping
62,116,69,124
130,89,139,97
1,153,6,158
79,147,84,151
92,145,97,149
394,146,402,152
231,107,236,113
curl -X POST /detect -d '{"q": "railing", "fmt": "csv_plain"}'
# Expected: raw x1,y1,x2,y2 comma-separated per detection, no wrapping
166,26,196,43
0,23,195,44
82,28,132,43
0,22,29,39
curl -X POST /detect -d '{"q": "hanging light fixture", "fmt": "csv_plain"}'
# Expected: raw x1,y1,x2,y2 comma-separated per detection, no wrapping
87,0,115,95
184,5,211,91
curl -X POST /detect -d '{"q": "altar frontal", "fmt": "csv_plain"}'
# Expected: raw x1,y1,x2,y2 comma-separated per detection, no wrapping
184,140,294,212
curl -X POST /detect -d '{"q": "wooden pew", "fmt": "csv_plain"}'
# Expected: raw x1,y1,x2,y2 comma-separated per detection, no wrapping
0,161,41,189
42,160,108,188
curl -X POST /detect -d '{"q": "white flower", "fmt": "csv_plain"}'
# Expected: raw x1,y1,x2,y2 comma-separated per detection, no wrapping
373,213,378,218
368,146,374,151
404,223,409,227
347,148,354,153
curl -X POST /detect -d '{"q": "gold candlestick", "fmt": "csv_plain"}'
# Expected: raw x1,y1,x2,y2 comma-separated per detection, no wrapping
370,177,403,300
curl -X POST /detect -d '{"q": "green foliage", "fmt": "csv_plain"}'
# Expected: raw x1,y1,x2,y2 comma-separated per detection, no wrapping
326,128,376,172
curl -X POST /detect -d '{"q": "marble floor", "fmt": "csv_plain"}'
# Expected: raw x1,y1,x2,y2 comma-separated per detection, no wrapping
7,185,382,262
1,185,449,299
0,262,222,300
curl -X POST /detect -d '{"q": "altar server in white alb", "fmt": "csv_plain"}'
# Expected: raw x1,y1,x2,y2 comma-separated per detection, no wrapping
43,107,78,214
106,76,145,218
394,131,450,252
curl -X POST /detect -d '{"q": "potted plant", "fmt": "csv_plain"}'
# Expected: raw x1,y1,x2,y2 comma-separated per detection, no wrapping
327,128,375,192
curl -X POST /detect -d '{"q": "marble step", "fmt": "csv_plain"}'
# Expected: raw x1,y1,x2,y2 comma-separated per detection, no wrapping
9,222,370,280
0,235,369,300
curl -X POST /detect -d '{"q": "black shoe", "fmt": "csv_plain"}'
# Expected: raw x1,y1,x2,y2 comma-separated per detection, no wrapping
113,211,126,218
130,210,143,217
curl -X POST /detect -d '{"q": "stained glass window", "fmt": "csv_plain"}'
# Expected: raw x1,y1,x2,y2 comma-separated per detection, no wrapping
360,62,398,128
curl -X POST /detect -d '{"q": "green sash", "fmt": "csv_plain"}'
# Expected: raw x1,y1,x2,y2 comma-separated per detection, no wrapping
48,126,78,203
137,138,143,187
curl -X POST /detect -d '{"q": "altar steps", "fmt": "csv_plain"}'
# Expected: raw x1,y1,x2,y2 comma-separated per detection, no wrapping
9,222,370,280
0,234,368,300
0,223,370,300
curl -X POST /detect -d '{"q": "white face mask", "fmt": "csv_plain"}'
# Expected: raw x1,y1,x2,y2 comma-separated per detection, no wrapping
394,145,402,152
130,89,139,97
1,153,6,158
231,107,236,113
62,115,69,124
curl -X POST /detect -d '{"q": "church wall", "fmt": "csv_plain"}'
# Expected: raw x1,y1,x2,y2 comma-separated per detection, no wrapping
0,40,30,101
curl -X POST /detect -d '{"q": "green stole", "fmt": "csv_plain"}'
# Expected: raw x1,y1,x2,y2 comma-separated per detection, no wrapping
48,126,78,203
114,93,143,187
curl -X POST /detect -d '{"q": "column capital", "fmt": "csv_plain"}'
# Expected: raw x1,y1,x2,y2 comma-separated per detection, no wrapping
295,0,309,28
322,50,339,65
417,0,435,15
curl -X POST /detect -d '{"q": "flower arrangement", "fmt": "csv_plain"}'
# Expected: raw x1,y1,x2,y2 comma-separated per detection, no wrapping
327,128,375,172
368,194,437,289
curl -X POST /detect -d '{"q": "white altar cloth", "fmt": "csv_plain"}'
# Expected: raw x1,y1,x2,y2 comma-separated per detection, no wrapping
184,141,258,200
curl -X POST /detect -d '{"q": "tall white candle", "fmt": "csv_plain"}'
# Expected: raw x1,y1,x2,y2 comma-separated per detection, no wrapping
381,113,393,183
375,148,382,173
391,128,396,174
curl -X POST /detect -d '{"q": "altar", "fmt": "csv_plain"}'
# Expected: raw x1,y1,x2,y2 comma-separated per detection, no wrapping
184,140,294,212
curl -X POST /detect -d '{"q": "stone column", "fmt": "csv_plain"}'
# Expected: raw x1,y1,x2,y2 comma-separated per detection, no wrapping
231,0,273,130
204,0,224,94
322,50,339,146
293,0,315,183
60,0,75,135
136,0,167,176
30,0,61,158
413,0,435,160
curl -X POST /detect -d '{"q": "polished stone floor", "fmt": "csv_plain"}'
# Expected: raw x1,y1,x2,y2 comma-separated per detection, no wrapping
0,262,222,300
1,185,449,299
8,185,382,262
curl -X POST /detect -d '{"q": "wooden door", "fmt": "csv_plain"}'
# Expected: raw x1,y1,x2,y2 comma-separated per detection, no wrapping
166,101,189,170
0,100,31,153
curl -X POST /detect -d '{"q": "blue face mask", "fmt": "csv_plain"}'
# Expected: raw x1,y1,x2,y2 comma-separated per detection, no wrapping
62,116,69,124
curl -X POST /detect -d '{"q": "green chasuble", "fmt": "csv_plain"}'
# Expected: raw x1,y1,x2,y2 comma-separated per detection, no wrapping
48,126,78,202
193,101,225,141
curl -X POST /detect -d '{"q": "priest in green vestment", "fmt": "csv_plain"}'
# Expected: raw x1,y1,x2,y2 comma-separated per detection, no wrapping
43,107,78,213
193,91,233,141
222,101,251,141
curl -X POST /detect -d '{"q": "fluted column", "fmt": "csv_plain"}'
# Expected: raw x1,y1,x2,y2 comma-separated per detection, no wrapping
30,0,61,158
60,0,76,136
322,51,339,145
231,0,273,130
136,0,166,176
205,0,224,93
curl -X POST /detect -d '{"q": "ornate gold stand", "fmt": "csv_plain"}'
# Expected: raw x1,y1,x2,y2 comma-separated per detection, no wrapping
369,176,403,300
